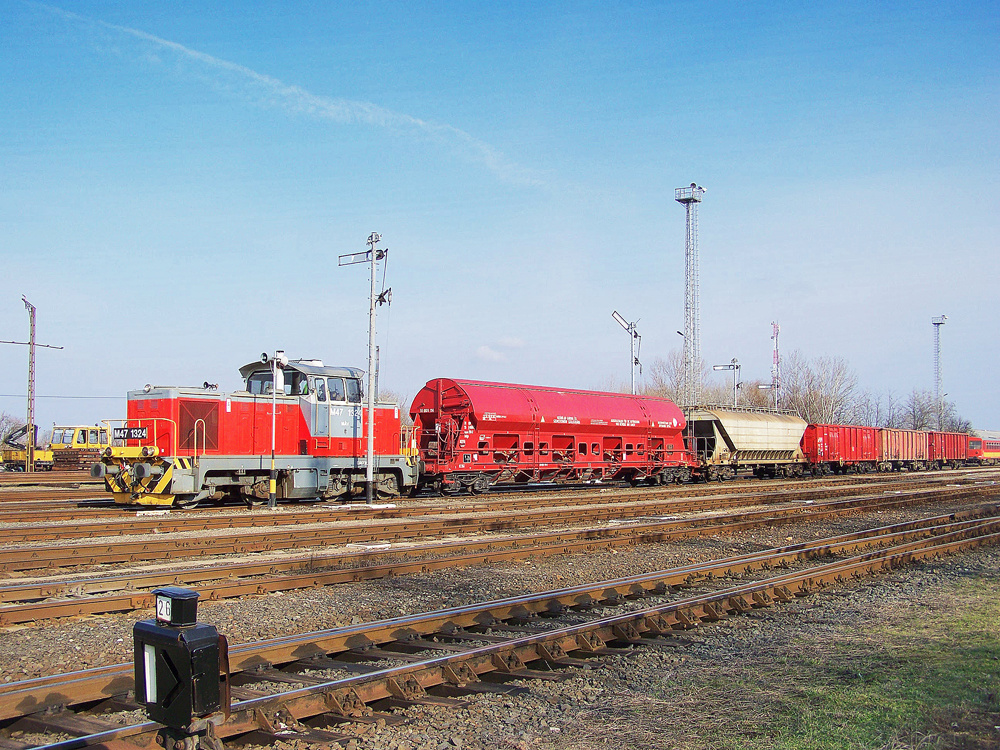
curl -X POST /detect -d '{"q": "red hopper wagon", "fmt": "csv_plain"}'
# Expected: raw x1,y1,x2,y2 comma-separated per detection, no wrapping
409,378,693,494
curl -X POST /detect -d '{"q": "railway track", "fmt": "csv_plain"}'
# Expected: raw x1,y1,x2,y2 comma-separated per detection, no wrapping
1,483,995,573
1,510,997,748
0,471,991,537
0,469,994,524
0,492,996,624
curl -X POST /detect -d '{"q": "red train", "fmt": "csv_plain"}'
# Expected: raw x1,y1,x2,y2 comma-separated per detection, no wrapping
410,378,691,493
967,433,1000,465
94,357,991,506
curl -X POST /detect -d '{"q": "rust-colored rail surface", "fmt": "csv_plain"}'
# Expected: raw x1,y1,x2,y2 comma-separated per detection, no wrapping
1,484,994,574
0,512,997,749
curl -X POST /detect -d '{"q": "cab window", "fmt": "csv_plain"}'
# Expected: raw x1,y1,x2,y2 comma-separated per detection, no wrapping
99,430,109,445
346,378,363,403
62,430,74,444
76,430,86,445
328,378,347,402
247,372,272,395
89,429,98,445
314,378,327,402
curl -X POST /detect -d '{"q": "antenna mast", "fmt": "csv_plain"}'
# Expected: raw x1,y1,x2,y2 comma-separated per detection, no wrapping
675,183,705,407
932,315,947,430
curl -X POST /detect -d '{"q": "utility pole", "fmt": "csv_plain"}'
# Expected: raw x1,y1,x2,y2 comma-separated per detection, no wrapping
932,315,947,430
0,297,63,471
339,233,392,504
611,311,641,394
675,183,705,408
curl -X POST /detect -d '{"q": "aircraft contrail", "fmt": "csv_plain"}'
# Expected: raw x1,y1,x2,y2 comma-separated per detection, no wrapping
35,3,543,186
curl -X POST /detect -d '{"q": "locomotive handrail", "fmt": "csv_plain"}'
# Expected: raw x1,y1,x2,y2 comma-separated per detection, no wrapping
193,418,207,461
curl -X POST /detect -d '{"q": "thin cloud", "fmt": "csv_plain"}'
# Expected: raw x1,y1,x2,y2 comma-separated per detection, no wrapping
476,345,507,363
498,336,525,348
34,2,544,186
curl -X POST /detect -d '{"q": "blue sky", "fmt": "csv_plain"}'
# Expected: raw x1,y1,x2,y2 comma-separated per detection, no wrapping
1,1,997,431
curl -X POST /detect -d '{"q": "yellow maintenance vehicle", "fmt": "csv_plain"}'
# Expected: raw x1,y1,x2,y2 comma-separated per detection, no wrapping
1,424,112,471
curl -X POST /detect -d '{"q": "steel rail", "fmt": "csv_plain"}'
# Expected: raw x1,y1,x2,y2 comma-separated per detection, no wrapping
1,484,994,574
2,511,998,726
3,498,997,623
2,499,998,625
11,521,1000,750
0,471,993,525
0,479,932,543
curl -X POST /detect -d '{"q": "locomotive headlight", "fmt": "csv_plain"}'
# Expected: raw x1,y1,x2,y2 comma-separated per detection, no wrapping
141,446,159,457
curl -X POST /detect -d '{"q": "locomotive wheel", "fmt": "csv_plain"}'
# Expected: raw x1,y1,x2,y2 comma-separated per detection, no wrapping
175,494,200,509
469,475,490,495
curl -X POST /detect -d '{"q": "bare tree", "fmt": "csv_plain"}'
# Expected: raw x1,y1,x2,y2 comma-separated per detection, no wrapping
900,389,936,430
738,378,774,409
378,389,413,426
0,412,25,446
643,350,720,405
782,350,858,424
644,351,684,402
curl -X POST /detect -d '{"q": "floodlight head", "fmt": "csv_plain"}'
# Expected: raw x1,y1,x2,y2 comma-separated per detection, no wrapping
612,311,629,330
713,365,727,371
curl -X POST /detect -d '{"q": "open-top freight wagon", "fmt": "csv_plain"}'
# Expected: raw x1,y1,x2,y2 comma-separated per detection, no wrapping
409,378,693,494
801,425,969,473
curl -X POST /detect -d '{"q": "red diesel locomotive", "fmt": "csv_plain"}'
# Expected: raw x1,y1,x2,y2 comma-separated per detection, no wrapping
409,378,693,493
93,357,418,506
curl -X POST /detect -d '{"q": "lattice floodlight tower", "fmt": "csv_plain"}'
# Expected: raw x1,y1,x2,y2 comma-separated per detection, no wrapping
675,183,706,407
932,315,947,430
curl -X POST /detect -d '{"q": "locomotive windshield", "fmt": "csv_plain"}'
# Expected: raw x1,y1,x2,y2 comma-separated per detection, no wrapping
327,377,363,403
246,371,305,396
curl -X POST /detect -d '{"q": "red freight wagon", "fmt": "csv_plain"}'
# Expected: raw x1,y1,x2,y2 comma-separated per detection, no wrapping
877,428,929,471
927,432,968,468
94,357,418,506
410,378,692,493
801,424,879,474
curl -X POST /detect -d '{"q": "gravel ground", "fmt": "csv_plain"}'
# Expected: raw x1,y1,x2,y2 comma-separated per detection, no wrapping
1,497,998,749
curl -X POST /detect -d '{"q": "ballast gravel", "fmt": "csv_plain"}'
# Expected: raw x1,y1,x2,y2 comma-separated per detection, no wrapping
0,496,998,749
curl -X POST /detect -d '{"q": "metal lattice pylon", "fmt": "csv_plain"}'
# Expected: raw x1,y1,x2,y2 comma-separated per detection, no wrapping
675,183,705,407
932,315,947,430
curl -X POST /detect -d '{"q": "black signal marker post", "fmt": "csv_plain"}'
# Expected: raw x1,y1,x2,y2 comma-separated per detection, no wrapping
133,587,230,750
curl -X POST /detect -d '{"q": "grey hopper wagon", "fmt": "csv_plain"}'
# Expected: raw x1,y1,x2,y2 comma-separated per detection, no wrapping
687,407,808,480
